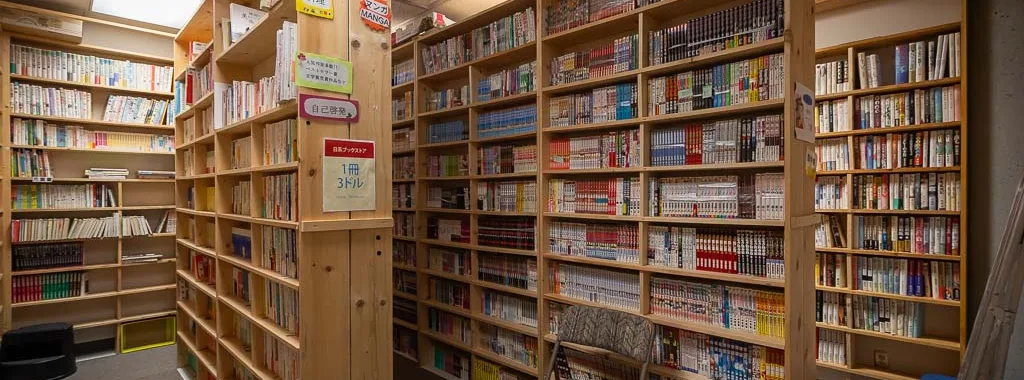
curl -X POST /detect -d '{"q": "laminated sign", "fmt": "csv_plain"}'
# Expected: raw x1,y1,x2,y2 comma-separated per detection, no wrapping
360,0,391,31
295,52,353,94
297,0,334,19
323,139,376,212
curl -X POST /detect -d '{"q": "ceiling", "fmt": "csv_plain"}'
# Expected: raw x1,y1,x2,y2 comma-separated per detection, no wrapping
9,0,505,32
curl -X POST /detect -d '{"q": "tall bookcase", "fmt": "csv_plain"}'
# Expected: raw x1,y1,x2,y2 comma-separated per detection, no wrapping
391,36,420,363
173,0,393,379
0,30,179,354
813,22,967,380
392,0,817,378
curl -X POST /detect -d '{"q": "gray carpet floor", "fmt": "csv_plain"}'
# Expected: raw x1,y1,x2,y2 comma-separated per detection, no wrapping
65,344,443,380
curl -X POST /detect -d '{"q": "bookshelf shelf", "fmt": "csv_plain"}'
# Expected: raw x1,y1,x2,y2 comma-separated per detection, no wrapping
175,208,217,218
217,101,298,136
816,76,961,101
543,254,642,271
472,347,539,376
645,314,786,350
393,290,418,301
10,177,175,184
541,119,640,134
472,280,538,298
418,104,471,119
176,270,217,299
177,331,217,372
215,2,297,66
12,259,173,276
219,293,300,351
817,209,961,216
392,81,414,94
474,210,537,217
644,161,786,173
642,264,787,288
815,121,961,138
542,212,642,222
819,362,919,380
643,98,786,125
819,166,961,175
14,35,174,64
392,118,414,128
542,167,643,175
218,337,267,379
9,74,175,97
472,92,537,109
9,145,174,156
11,284,175,308
176,239,216,257
251,162,299,174
417,141,468,150
74,310,177,330
643,216,786,227
543,293,636,315
475,313,539,337
421,330,473,352
542,10,639,45
473,131,537,144
9,113,174,131
641,37,787,77
11,207,119,213
421,299,473,319
176,301,216,336
420,268,471,283
217,251,300,289
543,70,640,95
472,172,537,180
816,323,960,351
174,91,215,123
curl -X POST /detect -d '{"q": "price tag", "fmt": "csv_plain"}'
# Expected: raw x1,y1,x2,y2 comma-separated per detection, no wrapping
322,139,376,212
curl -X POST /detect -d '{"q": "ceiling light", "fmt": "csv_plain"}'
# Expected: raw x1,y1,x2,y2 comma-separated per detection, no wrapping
91,0,204,28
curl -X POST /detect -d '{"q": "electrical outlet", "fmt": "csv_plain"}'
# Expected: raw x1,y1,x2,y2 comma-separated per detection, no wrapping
874,350,890,368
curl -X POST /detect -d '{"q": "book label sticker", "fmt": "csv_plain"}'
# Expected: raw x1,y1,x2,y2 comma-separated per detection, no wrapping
323,138,376,212
360,0,391,32
794,82,815,143
296,52,353,94
806,149,817,180
297,0,334,19
299,94,359,122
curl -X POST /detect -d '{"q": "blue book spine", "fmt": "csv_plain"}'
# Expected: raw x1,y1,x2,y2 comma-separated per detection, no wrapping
895,44,909,84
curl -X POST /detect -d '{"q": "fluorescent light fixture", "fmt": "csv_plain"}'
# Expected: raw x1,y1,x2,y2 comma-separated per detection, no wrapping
91,0,205,28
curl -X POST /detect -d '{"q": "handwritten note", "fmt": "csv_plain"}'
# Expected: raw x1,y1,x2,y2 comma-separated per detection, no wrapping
296,52,353,94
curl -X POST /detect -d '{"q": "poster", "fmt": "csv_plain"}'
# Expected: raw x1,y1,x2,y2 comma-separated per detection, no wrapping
323,138,376,212
360,0,391,31
794,82,815,143
296,52,353,94
299,93,359,122
297,0,334,19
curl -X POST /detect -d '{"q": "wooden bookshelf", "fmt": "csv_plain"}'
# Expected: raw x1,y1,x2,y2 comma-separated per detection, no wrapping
0,22,179,357
812,22,966,379
173,1,393,379
393,0,817,378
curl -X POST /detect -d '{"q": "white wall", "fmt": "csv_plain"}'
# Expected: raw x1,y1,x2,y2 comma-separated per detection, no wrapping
81,22,173,59
815,0,961,48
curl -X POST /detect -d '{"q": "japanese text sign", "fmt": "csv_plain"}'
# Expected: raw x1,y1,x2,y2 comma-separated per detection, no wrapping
297,0,334,19
360,0,391,31
296,52,353,94
299,94,359,122
323,139,376,212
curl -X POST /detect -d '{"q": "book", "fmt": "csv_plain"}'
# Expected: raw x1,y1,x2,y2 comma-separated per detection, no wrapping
188,41,209,62
548,178,641,216
473,357,529,380
815,175,849,210
392,183,414,209
851,173,961,211
394,297,418,325
12,118,174,152
650,115,784,167
648,173,784,220
480,289,538,328
391,59,414,86
817,328,847,365
102,95,170,125
648,227,785,279
816,291,847,326
428,247,471,275
394,156,415,180
137,170,175,179
427,120,468,144
10,44,173,92
12,149,52,178
261,173,296,221
420,7,536,75
548,83,637,127
478,217,535,250
13,272,86,303
13,242,83,271
853,129,961,169
855,85,961,129
12,214,120,242
426,153,468,177
264,119,297,165
648,52,784,116
426,84,468,111
549,34,638,86
816,60,850,95
261,226,297,279
122,253,164,264
477,143,536,175
428,344,470,380
851,256,960,301
392,127,416,151
85,168,129,179
231,136,252,169
651,276,785,338
477,253,537,291
228,4,267,43
477,104,537,139
852,215,959,256
12,183,116,209
392,90,412,121
816,253,848,288
550,261,640,311
393,240,417,267
550,221,639,263
394,212,416,238
395,268,418,294
122,215,154,237
478,62,535,102
427,216,470,243
231,227,252,259
650,326,785,379
850,295,923,338
428,277,470,309
548,129,641,170
816,137,851,171
477,180,537,213
815,99,850,133
815,214,847,248
478,324,538,369
427,307,471,343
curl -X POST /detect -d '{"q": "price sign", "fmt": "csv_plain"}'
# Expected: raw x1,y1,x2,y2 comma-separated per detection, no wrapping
322,138,376,212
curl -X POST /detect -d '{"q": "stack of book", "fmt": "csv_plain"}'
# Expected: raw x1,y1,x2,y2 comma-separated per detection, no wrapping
85,168,129,179
138,170,175,179
122,253,164,264
648,52,785,116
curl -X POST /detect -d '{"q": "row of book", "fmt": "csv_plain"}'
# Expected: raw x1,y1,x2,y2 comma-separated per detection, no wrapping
179,63,213,107
477,180,537,213
265,281,299,334
395,297,418,325
13,272,87,303
648,0,784,66
815,176,848,210
816,290,845,326
12,121,174,152
550,262,640,311
478,254,537,291
394,326,418,360
429,278,471,309
428,308,472,344
264,119,297,165
548,34,637,86
858,32,961,89
479,217,535,250
427,84,469,111
12,215,123,242
817,329,847,366
853,85,961,129
395,212,415,238
420,7,536,75
477,62,535,102
851,295,924,338
427,120,468,144
815,99,849,133
12,242,83,271
852,256,960,301
549,221,639,263
648,173,785,220
393,183,414,209
477,104,536,139
394,156,415,180
393,240,417,267
849,173,961,212
394,269,417,294
651,326,785,380
472,357,529,380
556,347,642,380
478,325,538,369
651,276,785,338
817,253,847,288
548,129,641,170
816,60,850,95
11,82,92,119
264,335,299,380
429,247,471,275
648,227,785,280
12,183,116,209
853,129,962,169
12,149,51,178
548,83,637,127
545,0,661,35
548,178,641,216
481,290,538,329
10,44,174,92
816,138,850,171
478,144,537,175
429,345,470,380
852,215,959,256
648,52,785,116
262,173,297,221
102,95,169,125
428,217,468,243
427,153,469,177
233,181,252,215
393,90,412,122
650,114,785,167
231,136,253,169
221,77,287,125
189,250,215,286
392,59,415,86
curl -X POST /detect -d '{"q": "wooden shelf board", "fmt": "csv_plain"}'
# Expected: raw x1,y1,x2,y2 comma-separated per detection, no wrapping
421,268,472,284
11,177,175,183
642,38,786,77
472,91,536,110
179,131,216,150
472,280,538,298
393,207,416,212
176,208,217,218
74,310,177,330
475,210,538,217
816,247,962,261
418,42,536,83
643,264,786,288
219,294,301,351
10,145,174,155
646,314,786,349
121,205,176,211
820,166,961,175
393,290,418,301
11,113,174,131
420,330,473,352
543,254,643,271
393,148,416,155
177,301,217,337
473,245,536,256
393,318,418,331
391,80,414,94
393,349,419,363
543,293,638,315
472,172,537,180
177,238,217,257
818,209,961,216
474,313,538,337
816,323,960,351
543,167,643,175
815,22,961,56
177,331,217,374
643,216,786,227
220,336,276,380
421,365,464,380
392,118,415,128
218,253,300,289
818,362,920,380
392,178,416,183
393,235,416,242
418,175,471,181
422,208,473,215
14,35,173,64
471,347,539,376
251,161,299,174
643,99,785,125
421,299,472,319
14,263,120,275
11,237,118,245
543,70,640,96
392,263,417,272
418,140,469,150
10,74,173,97
12,207,119,213
816,286,961,307
815,121,961,138
542,118,640,134
177,269,217,299
418,104,471,119
215,2,297,66
645,161,785,173
474,130,538,144
816,77,961,101
218,101,298,136
11,284,175,308
543,10,639,46
175,91,216,124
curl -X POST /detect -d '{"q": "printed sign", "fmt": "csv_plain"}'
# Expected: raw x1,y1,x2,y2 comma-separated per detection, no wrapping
360,0,391,31
296,52,353,94
794,82,815,143
300,94,359,122
297,0,334,19
323,139,376,212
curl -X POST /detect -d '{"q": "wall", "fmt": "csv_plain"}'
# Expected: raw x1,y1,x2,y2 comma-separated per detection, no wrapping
82,22,174,58
967,0,1024,377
